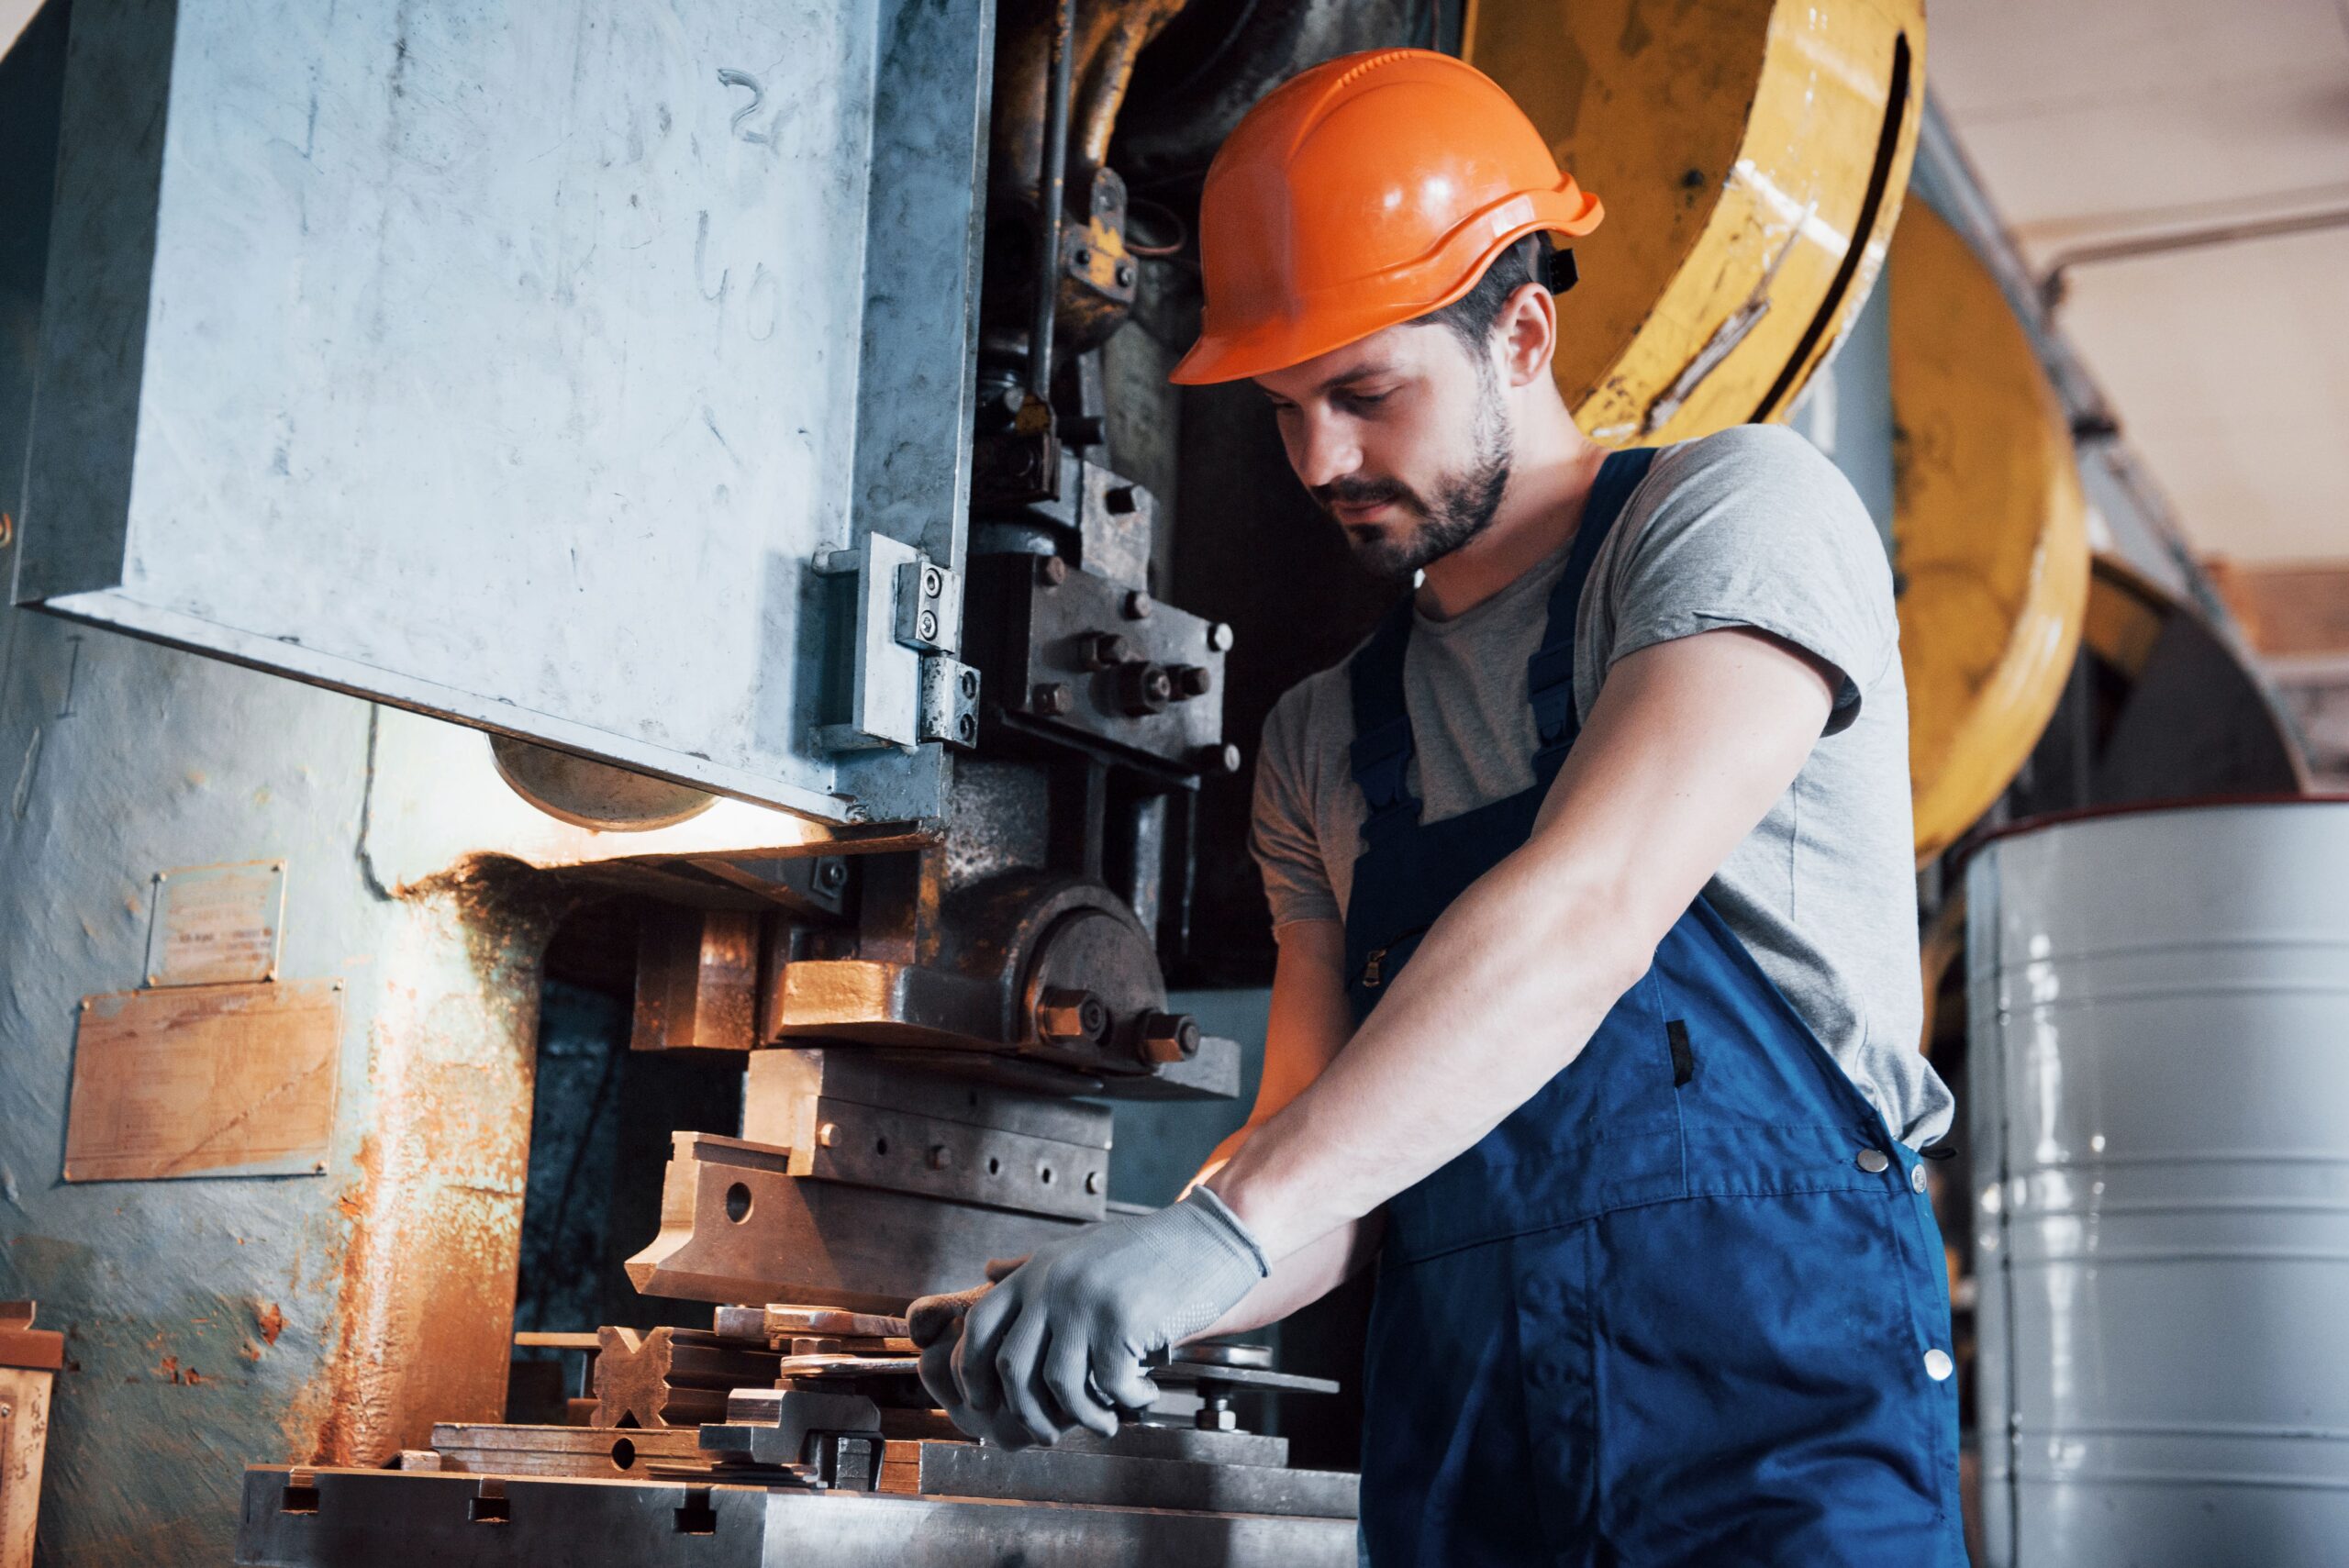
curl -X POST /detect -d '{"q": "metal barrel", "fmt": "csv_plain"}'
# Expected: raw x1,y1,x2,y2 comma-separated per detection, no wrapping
1968,800,2349,1565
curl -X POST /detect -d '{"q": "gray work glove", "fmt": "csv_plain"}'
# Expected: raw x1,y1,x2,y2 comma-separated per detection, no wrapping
914,1189,1269,1449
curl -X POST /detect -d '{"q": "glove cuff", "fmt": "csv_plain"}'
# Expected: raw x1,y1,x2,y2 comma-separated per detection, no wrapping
1180,1185,1271,1279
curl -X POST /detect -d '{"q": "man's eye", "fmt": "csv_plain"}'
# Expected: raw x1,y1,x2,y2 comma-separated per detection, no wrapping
1343,390,1392,411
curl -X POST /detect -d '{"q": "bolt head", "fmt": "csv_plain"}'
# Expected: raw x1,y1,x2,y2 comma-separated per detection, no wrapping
817,1122,840,1149
1208,622,1236,652
818,860,848,889
927,1145,952,1171
1036,987,1108,1046
1030,682,1074,717
917,609,939,641
1195,742,1241,775
921,565,944,597
1138,1011,1202,1064
1074,245,1093,267
1122,589,1152,619
1172,664,1212,699
1116,262,1135,287
1085,1171,1102,1195
1036,555,1069,587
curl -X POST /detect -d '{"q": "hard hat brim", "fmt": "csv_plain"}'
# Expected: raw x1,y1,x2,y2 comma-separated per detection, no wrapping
1168,195,1602,386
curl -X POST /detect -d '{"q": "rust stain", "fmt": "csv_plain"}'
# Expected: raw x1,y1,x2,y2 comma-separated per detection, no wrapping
158,1354,180,1382
280,868,560,1466
257,1301,284,1345
185,1367,206,1385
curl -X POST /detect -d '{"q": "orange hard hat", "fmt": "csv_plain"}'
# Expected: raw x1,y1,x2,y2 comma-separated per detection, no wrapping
1168,49,1603,386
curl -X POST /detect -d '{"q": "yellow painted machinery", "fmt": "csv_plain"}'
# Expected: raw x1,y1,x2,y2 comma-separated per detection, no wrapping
1465,0,1924,444
1890,202,2091,862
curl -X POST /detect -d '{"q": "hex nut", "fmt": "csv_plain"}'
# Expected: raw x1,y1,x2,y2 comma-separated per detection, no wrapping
1037,987,1108,1046
1037,555,1070,587
1030,683,1074,717
1208,622,1236,652
1138,1011,1202,1064
1085,632,1136,671
1122,589,1153,619
1171,664,1212,699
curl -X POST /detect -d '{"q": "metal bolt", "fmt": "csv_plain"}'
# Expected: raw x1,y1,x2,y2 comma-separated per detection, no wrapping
928,1145,952,1171
817,1122,840,1149
1074,245,1093,267
961,668,981,697
818,860,848,889
921,565,944,598
1196,742,1241,775
1208,622,1236,652
958,714,977,743
1036,987,1108,1046
917,609,939,641
1115,261,1134,288
1138,1011,1201,1064
1085,1172,1102,1195
1085,632,1134,671
1030,683,1074,717
1121,589,1152,619
1036,555,1069,587
1171,664,1212,699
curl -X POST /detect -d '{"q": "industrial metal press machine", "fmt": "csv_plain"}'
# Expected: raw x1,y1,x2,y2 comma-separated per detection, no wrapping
0,0,1961,1561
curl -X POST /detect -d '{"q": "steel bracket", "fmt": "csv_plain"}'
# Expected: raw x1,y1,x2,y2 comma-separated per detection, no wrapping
816,537,977,753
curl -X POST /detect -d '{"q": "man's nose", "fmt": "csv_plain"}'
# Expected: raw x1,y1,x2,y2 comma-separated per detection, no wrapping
1287,408,1361,492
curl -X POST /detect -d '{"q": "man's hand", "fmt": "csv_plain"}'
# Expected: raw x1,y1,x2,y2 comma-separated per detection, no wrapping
908,1190,1269,1448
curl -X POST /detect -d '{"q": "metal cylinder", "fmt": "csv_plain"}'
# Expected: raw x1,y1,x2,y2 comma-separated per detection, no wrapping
1968,801,2349,1565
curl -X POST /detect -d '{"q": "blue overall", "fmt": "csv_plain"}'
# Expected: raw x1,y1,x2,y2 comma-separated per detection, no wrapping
1344,449,1965,1566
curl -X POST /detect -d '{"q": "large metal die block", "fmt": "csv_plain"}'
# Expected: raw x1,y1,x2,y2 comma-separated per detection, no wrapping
19,0,995,824
236,1466,1361,1567
624,1133,1089,1311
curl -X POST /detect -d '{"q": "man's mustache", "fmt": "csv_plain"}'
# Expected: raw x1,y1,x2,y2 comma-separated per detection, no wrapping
1311,477,1425,519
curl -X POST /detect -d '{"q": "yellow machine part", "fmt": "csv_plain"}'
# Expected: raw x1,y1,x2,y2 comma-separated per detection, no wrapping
1464,0,1924,445
1892,204,2090,862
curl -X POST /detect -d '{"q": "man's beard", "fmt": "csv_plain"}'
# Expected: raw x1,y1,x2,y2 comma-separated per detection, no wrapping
1315,389,1513,582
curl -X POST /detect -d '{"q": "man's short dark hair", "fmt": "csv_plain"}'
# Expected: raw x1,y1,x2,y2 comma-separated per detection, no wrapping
1416,235,1556,362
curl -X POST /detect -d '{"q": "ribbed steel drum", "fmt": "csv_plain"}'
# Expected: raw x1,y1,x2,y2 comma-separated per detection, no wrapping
1968,801,2349,1565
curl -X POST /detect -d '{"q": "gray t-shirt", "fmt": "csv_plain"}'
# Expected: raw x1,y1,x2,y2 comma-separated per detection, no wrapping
1251,423,1951,1145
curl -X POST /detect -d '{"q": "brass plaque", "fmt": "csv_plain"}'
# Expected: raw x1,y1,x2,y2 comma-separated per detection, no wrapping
63,981,342,1181
144,860,286,986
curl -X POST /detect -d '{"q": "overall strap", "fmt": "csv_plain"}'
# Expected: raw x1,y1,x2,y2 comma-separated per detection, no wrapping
1528,445,1660,776
1346,598,1421,845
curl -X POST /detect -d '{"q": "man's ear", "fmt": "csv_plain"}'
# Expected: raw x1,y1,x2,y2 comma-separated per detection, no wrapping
1494,281,1559,389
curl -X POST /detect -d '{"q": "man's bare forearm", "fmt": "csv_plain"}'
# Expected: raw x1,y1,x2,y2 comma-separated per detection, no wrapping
1206,842,1647,1261
1203,628,1836,1264
1189,1210,1383,1341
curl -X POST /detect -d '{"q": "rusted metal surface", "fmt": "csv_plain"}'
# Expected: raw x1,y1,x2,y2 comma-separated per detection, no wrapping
630,907,759,1053
284,872,560,1467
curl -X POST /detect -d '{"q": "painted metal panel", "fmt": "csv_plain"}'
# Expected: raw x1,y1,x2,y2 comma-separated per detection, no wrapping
1968,802,2349,1565
17,0,993,826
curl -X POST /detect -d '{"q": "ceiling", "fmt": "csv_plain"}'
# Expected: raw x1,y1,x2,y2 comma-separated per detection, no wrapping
1925,0,2349,565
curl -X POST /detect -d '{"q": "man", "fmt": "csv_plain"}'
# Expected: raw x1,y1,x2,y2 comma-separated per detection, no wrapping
912,49,1964,1565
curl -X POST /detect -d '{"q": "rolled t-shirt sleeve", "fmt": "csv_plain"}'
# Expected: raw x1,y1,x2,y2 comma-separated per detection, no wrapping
1595,425,1898,735
1251,681,1345,929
